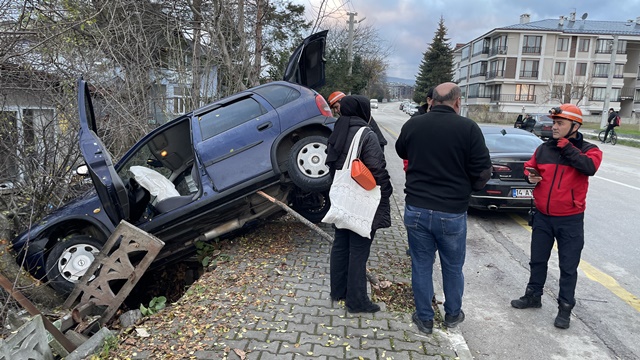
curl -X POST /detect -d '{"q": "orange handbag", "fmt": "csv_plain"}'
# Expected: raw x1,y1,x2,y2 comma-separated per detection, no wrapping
351,158,376,190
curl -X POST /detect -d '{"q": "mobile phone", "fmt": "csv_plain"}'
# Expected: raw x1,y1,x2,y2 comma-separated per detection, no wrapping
526,167,541,177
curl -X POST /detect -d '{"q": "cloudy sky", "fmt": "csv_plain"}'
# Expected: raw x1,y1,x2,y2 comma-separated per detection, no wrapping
293,0,640,81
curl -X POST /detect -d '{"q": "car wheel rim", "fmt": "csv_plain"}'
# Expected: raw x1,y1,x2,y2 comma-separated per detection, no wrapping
58,244,99,283
296,142,329,178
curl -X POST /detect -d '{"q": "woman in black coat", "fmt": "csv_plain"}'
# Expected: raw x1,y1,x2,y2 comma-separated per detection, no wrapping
325,95,393,313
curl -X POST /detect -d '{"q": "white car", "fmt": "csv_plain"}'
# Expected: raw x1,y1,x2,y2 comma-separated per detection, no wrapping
370,99,379,109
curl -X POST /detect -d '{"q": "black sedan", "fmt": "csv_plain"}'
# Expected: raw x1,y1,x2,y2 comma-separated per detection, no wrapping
469,126,543,211
532,114,553,140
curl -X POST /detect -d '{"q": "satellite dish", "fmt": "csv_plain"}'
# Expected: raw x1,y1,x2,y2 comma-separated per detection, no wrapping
582,13,588,20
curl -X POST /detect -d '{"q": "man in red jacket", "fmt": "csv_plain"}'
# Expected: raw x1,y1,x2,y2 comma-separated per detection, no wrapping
511,103,602,329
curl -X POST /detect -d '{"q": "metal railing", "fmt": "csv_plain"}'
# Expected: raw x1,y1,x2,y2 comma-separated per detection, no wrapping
522,46,541,54
490,94,537,102
519,70,538,78
486,70,504,79
489,46,508,56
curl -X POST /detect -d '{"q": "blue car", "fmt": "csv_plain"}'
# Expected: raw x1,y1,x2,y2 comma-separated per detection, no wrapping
12,31,334,294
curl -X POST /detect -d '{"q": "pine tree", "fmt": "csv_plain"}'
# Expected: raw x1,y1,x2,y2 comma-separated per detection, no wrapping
414,17,454,103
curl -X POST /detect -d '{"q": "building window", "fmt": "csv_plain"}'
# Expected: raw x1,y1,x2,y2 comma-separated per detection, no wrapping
552,86,563,99
591,87,621,101
576,62,588,76
523,35,542,54
468,83,486,98
459,66,468,81
470,61,487,78
173,86,188,114
461,47,470,60
520,60,539,78
554,62,566,75
634,89,640,102
596,39,612,54
515,84,535,101
593,63,609,77
557,37,569,51
578,38,590,52
572,87,584,100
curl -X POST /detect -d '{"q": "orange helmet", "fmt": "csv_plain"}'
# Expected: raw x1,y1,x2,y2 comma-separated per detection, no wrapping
328,91,346,107
549,104,583,124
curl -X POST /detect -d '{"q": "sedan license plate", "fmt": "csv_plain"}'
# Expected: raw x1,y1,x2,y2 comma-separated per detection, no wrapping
513,188,533,198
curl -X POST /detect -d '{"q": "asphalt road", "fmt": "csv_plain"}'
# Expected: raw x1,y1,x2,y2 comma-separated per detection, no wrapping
373,101,640,359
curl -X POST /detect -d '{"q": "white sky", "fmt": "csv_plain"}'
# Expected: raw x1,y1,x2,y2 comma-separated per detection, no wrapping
292,0,640,80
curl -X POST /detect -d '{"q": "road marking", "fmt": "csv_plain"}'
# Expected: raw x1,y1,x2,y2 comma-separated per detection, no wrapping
593,176,640,191
510,213,640,312
380,124,398,139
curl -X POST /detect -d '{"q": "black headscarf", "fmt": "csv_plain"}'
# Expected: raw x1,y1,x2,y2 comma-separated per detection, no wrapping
326,95,370,167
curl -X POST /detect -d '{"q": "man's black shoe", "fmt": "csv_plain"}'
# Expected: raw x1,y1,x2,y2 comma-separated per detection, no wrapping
412,312,433,334
511,294,542,309
346,303,380,314
444,310,465,328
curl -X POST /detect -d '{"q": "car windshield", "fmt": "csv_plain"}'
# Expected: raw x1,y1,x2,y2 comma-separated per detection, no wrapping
484,133,542,153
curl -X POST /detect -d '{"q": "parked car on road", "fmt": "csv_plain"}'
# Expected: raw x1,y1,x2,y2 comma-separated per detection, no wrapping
469,126,543,211
515,113,553,140
12,31,334,295
370,99,378,109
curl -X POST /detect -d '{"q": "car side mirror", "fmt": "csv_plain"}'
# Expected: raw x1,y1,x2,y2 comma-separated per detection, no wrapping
76,164,89,176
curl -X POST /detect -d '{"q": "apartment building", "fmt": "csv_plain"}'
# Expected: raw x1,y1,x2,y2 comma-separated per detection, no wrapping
455,12,640,118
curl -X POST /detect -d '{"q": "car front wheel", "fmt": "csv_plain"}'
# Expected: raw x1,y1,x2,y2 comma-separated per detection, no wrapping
45,235,103,295
288,135,332,192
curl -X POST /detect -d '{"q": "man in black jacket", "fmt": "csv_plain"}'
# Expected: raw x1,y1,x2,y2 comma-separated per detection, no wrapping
602,108,618,143
396,82,491,334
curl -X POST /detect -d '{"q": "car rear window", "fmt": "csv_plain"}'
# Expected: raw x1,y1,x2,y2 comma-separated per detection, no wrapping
484,133,542,153
253,84,301,109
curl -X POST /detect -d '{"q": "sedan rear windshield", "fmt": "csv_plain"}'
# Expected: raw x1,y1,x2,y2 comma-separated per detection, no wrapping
484,134,542,153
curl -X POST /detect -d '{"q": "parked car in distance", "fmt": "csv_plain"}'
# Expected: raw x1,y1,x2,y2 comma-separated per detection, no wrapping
370,99,378,109
406,103,420,116
532,114,553,140
12,30,334,295
515,113,553,140
469,126,543,211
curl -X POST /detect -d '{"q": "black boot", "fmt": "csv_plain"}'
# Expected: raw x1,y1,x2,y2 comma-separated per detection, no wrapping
554,302,573,329
510,287,542,309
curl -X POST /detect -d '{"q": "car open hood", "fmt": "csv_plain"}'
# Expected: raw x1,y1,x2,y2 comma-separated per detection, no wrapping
283,30,328,90
77,78,129,226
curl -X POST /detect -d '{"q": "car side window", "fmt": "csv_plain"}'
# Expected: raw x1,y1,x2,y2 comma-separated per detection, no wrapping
199,97,267,140
253,84,301,109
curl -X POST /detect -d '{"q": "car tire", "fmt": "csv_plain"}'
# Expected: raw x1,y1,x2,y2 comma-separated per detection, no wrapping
45,235,103,295
288,135,332,192
291,190,330,223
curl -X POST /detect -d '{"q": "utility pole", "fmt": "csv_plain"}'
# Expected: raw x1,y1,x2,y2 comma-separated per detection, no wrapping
601,35,618,128
347,12,357,78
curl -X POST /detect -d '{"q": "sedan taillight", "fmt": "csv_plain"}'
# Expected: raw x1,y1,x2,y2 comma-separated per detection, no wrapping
316,95,333,117
492,164,511,172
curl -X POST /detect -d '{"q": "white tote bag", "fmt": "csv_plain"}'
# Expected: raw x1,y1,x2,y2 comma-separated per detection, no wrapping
322,127,381,238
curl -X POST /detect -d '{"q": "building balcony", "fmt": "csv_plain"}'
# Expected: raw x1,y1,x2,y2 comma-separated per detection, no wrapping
522,46,541,54
519,70,539,79
470,72,487,78
490,94,537,103
593,73,624,79
489,46,508,56
486,70,505,80
620,87,635,100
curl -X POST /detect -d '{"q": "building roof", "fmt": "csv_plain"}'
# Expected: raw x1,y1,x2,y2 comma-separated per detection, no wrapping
499,18,640,36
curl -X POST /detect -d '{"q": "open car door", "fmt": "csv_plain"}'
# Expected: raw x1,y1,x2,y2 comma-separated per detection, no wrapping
77,78,129,226
283,30,328,90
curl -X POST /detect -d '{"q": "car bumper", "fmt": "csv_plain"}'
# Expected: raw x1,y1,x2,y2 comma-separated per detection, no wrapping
470,182,534,211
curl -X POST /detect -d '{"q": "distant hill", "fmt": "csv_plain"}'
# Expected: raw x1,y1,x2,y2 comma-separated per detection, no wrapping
386,76,415,86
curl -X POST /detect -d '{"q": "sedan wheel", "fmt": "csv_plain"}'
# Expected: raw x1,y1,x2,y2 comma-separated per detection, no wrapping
45,235,103,295
288,135,332,192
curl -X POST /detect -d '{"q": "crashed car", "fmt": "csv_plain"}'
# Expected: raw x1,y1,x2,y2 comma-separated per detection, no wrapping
12,31,334,294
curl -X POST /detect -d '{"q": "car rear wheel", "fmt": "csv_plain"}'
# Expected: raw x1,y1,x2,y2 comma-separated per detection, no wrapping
45,235,103,295
288,135,332,192
291,190,330,223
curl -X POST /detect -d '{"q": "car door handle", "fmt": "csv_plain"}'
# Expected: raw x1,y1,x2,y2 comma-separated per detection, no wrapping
257,122,272,131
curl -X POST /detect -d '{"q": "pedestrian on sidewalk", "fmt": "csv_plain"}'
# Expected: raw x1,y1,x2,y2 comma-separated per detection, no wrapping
395,82,491,334
511,103,602,329
325,95,393,314
327,91,388,151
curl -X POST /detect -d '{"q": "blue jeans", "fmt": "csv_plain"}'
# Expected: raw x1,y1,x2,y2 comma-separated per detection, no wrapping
404,204,467,321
